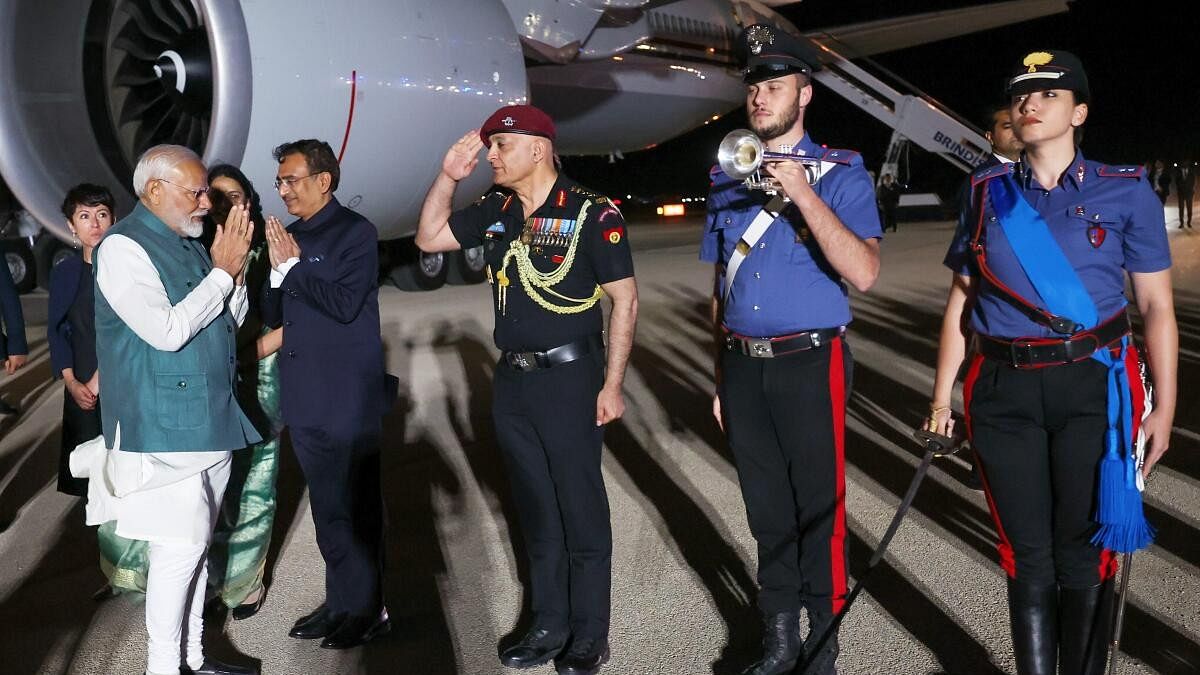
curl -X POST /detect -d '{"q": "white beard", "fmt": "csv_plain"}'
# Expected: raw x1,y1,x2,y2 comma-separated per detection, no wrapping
178,217,203,238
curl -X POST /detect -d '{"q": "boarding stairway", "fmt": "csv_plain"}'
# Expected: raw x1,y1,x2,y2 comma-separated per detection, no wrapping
807,35,991,183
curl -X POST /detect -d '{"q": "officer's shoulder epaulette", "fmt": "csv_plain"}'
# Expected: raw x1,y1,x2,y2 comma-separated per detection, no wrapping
474,189,506,206
1096,164,1144,179
819,148,860,166
970,162,1013,187
568,184,608,203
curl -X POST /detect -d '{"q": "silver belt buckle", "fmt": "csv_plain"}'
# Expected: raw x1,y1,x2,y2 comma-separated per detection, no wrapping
509,352,536,371
748,339,774,358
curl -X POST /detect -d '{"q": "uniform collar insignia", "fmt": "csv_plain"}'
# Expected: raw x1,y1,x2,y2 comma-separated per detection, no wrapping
1076,163,1086,184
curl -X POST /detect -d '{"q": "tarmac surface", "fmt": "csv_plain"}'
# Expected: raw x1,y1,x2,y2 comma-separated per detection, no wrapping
1,213,1198,674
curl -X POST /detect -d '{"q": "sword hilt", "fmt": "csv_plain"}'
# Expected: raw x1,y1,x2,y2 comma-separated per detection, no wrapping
913,428,959,457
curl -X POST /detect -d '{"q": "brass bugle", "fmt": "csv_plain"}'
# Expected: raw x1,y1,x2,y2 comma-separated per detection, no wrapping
717,128,823,192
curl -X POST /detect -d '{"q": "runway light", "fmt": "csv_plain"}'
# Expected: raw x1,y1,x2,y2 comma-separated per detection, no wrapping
613,56,624,61
658,204,685,217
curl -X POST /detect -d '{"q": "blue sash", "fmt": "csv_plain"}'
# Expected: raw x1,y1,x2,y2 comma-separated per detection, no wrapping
990,173,1152,553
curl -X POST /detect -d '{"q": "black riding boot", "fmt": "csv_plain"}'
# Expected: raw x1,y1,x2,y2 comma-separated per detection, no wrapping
799,609,839,675
1058,578,1115,675
1007,578,1058,675
742,610,803,675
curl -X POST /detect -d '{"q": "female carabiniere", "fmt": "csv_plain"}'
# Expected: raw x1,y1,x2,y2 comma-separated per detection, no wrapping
926,51,1177,674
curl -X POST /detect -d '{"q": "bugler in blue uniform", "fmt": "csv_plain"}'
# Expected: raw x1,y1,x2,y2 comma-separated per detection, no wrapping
706,23,882,675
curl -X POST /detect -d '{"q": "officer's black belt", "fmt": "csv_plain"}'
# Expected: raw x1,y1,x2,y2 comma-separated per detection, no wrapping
974,311,1131,369
502,334,604,372
724,326,845,358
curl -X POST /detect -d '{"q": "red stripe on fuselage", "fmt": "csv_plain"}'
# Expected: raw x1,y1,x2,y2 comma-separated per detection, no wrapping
338,70,358,164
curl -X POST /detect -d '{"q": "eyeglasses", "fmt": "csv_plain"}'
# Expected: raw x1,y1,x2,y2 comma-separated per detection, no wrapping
157,178,210,202
274,173,322,191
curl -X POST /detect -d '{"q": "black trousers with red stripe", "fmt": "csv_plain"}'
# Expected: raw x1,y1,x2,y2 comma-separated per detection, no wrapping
965,354,1120,588
719,337,851,617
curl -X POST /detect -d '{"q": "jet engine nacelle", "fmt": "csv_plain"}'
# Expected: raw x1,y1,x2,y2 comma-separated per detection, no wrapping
0,0,527,245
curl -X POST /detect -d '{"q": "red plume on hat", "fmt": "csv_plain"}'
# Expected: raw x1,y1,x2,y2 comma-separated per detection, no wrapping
480,105,556,148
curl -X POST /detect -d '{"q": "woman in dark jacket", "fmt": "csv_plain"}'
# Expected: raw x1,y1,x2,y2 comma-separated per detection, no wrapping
50,183,149,596
50,183,112,495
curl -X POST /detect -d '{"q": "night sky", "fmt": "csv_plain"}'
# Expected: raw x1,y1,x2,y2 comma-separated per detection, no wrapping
564,0,1200,202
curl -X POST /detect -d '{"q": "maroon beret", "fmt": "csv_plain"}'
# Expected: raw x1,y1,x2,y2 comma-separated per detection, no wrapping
480,105,556,148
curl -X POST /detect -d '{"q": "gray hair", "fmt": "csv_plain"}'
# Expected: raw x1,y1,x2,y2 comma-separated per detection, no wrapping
132,144,202,197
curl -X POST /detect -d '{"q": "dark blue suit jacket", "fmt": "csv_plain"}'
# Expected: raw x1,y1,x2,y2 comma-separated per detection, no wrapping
0,255,27,361
262,198,387,426
46,253,85,377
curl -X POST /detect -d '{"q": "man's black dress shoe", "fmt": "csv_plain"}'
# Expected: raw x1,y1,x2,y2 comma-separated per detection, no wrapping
231,588,267,621
500,626,568,668
319,608,391,649
289,604,344,639
181,658,259,675
554,637,609,675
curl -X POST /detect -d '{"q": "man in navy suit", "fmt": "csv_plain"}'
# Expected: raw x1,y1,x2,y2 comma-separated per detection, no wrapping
0,250,28,415
261,139,389,649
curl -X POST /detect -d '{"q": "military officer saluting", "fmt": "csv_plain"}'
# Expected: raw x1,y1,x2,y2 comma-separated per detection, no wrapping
417,105,637,675
704,24,882,675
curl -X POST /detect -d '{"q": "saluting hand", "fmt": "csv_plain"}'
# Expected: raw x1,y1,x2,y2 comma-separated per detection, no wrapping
211,203,254,280
265,215,301,269
442,129,484,182
596,385,625,426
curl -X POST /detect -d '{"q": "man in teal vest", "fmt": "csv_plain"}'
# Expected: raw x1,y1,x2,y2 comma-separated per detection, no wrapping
80,144,260,675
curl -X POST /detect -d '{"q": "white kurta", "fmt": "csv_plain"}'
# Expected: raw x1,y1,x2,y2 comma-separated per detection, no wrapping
71,233,249,545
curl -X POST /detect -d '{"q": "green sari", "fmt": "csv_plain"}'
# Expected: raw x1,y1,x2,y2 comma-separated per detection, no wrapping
208,347,282,607
97,521,148,593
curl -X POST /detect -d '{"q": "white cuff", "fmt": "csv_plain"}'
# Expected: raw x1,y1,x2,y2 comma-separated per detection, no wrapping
270,257,300,288
209,267,234,292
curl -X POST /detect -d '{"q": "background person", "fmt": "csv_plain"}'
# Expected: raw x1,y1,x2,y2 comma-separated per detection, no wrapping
0,227,27,416
204,164,284,620
1173,160,1194,228
48,183,151,600
877,173,901,232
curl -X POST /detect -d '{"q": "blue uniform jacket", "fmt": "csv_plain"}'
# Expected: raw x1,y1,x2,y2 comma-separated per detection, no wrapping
46,252,85,377
701,134,882,337
262,198,388,426
944,151,1171,339
0,254,27,360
